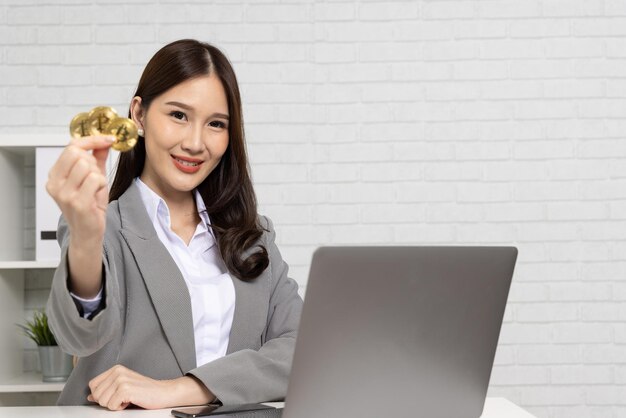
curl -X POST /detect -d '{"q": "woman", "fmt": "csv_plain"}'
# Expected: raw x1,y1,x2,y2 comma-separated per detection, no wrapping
45,39,303,411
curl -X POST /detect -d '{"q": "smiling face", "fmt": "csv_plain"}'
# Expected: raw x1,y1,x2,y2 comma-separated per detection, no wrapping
130,74,230,201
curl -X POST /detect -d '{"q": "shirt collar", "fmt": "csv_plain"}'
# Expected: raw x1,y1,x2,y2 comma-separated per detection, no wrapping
194,186,211,227
134,177,211,230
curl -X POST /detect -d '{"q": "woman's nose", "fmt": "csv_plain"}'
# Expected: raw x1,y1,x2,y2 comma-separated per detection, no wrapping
180,124,204,154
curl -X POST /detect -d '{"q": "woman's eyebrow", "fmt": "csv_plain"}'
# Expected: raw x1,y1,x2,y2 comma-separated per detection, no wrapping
165,101,229,120
212,113,230,120
165,101,193,110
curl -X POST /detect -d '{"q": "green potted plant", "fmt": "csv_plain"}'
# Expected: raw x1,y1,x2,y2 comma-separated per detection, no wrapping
18,311,73,382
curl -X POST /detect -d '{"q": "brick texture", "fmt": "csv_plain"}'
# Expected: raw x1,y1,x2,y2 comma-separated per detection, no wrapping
2,1,626,416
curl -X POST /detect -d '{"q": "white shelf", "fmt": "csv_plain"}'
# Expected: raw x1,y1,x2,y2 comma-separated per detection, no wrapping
0,136,68,404
0,261,59,270
0,135,67,148
0,372,64,393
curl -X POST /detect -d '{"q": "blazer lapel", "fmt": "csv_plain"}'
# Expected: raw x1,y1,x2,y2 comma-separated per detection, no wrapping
226,240,271,354
117,183,197,374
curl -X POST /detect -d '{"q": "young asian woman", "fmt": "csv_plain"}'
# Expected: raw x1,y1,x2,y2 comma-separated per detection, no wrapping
45,39,303,411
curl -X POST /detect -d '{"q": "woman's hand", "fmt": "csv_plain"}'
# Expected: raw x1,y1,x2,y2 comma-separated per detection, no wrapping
87,364,216,410
46,136,114,245
46,136,114,298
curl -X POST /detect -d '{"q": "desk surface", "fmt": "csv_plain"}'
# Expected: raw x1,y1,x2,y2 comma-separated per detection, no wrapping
0,398,535,417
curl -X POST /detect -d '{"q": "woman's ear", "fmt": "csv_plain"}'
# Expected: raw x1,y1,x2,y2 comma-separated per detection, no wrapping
130,96,145,131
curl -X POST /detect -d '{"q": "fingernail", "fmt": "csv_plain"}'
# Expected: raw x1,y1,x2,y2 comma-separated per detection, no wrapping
105,136,115,143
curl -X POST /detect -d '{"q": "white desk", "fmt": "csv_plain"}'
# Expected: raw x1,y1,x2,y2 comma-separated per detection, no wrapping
0,398,535,417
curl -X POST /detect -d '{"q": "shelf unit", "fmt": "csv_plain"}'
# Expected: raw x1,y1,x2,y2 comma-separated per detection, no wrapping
0,261,59,270
0,134,119,401
0,135,69,397
0,372,64,393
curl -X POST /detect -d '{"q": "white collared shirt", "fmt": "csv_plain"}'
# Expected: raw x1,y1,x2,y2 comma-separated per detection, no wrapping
71,178,236,367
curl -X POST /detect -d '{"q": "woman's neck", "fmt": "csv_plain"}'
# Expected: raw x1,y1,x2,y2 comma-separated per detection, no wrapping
139,175,197,221
139,176,201,245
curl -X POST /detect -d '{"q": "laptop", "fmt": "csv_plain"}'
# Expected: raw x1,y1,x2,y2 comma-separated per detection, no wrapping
282,246,517,418
173,246,517,418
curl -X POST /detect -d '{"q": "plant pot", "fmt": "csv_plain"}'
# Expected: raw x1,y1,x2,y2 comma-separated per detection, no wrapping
38,346,73,382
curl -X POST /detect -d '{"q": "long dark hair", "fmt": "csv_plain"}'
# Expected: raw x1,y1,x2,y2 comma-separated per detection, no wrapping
109,39,268,281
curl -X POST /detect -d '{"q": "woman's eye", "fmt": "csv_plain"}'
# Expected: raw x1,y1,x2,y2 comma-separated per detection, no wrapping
170,111,186,120
209,121,226,129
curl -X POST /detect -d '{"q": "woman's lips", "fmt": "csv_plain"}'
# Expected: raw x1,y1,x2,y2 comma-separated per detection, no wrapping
171,155,203,173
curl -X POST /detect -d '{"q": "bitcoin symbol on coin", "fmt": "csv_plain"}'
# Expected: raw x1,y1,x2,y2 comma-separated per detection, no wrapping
68,106,139,152
116,125,128,140
88,106,118,136
105,118,138,152
69,112,91,139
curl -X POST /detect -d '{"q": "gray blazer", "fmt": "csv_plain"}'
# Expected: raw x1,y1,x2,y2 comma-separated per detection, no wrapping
46,182,303,406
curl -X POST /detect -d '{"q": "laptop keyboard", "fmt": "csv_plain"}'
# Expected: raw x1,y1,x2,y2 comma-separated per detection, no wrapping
221,408,283,418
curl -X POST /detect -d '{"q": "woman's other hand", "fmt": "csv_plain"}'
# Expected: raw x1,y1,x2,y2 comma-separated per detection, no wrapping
87,364,215,410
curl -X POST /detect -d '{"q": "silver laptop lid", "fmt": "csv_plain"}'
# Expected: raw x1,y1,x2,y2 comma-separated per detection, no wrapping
284,246,517,418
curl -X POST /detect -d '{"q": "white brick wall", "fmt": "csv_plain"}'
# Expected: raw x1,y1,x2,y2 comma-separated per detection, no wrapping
2,1,626,416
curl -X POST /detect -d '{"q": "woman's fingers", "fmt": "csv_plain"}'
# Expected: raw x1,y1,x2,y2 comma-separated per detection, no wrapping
55,160,103,212
71,135,116,150
88,364,117,391
74,172,108,212
106,384,133,411
88,365,134,410
89,367,118,405
88,365,170,410
92,147,110,175
56,159,93,204
47,136,113,210
49,136,113,180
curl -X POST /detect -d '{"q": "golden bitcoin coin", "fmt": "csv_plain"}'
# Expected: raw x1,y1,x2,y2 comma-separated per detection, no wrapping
104,117,138,152
88,106,118,136
69,112,91,138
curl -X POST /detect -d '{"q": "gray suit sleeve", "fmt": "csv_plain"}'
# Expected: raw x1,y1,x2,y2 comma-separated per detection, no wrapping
46,216,122,357
187,216,303,404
